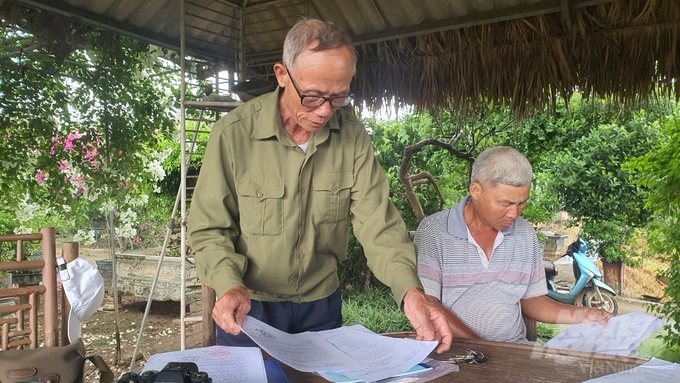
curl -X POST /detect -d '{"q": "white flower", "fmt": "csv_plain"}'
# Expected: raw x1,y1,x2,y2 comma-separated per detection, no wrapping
15,196,50,223
73,230,96,246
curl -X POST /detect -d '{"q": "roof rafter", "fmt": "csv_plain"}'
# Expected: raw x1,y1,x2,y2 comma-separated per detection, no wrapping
9,0,233,62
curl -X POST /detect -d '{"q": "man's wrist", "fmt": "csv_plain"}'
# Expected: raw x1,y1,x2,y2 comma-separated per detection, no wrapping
401,287,424,311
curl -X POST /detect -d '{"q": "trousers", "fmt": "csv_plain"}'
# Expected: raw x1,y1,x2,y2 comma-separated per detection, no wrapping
216,288,342,346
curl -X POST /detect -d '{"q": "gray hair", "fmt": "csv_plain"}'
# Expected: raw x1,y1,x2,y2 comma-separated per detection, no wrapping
470,146,533,188
282,18,357,73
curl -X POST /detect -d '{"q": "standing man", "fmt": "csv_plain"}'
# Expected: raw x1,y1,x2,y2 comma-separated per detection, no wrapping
188,18,451,352
416,146,613,343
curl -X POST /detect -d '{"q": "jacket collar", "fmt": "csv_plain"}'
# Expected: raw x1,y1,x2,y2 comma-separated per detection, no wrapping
252,86,341,144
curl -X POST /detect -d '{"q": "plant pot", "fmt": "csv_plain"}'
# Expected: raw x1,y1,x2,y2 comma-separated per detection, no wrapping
95,259,113,278
115,253,198,301
540,232,568,258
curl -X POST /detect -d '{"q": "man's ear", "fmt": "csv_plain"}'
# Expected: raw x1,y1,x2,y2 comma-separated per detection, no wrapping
273,63,288,88
469,181,482,201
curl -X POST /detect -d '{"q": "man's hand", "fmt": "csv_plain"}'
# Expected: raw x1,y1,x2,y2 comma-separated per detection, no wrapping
212,286,251,335
402,287,453,353
582,307,615,326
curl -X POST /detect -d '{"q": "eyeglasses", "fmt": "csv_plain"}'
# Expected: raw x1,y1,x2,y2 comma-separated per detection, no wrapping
284,64,352,108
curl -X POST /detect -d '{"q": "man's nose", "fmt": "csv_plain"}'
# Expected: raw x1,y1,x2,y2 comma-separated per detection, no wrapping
314,100,335,117
507,206,520,219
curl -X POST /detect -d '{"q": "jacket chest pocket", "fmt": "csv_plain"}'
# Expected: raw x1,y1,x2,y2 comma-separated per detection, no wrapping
312,171,353,225
236,178,284,236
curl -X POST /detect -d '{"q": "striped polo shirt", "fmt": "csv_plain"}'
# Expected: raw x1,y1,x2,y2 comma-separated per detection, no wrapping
416,196,547,343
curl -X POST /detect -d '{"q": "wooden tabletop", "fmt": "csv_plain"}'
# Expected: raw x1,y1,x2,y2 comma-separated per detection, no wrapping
277,334,646,382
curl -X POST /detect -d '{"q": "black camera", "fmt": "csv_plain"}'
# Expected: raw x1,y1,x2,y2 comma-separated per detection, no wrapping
117,362,212,383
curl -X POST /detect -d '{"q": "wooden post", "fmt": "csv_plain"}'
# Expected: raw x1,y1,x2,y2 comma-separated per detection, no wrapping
41,227,58,347
60,241,79,345
202,285,216,347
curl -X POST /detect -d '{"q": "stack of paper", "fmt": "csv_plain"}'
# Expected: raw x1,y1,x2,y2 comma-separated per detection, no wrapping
544,312,662,355
240,316,454,382
583,358,680,382
142,345,268,382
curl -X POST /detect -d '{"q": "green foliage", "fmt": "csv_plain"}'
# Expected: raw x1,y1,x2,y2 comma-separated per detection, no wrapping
133,194,175,249
638,336,680,363
536,323,560,345
366,114,468,229
535,231,549,245
341,286,412,333
543,105,664,263
522,173,562,225
0,25,179,242
626,114,680,348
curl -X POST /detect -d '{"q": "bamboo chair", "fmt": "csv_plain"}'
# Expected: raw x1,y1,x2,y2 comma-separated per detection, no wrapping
0,227,66,350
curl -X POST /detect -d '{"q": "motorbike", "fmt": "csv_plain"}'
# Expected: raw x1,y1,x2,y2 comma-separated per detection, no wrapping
544,232,619,315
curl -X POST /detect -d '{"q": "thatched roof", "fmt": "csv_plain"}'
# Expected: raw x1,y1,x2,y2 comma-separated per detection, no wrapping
355,0,680,116
2,0,679,116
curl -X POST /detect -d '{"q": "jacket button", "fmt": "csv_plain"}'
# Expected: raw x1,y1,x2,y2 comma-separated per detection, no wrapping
256,191,263,198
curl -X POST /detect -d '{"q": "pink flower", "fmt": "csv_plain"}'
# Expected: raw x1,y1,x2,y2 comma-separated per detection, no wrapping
63,139,76,151
36,170,47,183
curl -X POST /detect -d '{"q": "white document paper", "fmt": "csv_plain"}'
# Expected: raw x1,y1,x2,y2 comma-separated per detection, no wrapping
318,325,438,382
240,316,367,372
582,358,680,382
544,312,662,355
142,346,267,383
241,316,438,381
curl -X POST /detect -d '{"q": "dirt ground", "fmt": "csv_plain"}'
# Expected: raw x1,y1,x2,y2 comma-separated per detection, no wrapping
75,248,203,382
75,228,669,382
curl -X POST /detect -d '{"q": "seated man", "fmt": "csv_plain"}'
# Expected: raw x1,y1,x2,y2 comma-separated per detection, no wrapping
415,146,613,343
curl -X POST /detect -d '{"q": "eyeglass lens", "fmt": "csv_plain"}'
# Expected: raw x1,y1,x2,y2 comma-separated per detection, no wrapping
285,64,352,108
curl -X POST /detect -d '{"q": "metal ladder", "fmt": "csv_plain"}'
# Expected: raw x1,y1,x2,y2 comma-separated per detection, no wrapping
127,91,241,368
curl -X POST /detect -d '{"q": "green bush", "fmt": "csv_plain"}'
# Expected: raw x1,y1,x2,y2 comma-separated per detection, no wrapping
134,194,175,250
536,323,560,345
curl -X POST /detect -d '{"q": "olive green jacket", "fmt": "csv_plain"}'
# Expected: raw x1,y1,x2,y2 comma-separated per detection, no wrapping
187,88,422,304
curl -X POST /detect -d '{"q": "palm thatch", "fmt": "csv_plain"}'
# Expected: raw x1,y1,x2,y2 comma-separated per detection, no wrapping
354,0,680,116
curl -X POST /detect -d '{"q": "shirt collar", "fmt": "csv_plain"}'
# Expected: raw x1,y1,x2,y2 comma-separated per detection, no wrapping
447,195,517,239
252,86,341,143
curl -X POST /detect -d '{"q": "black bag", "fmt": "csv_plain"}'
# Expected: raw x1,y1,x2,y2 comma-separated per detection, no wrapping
0,338,113,383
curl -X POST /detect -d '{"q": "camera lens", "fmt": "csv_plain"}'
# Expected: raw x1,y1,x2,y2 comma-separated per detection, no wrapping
139,370,159,383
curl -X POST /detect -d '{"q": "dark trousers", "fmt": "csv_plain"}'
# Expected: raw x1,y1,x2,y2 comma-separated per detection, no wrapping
216,288,342,347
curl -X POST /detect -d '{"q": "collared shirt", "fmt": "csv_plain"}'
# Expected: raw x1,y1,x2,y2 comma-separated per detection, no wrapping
187,87,421,304
416,196,547,343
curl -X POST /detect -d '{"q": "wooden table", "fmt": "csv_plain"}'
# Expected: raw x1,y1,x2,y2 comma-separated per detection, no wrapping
277,334,646,382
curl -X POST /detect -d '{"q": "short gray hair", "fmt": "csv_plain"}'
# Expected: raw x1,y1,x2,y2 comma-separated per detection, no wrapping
470,146,533,188
282,18,357,73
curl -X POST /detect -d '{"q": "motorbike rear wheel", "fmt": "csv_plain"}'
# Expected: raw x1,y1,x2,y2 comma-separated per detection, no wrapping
582,289,618,315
